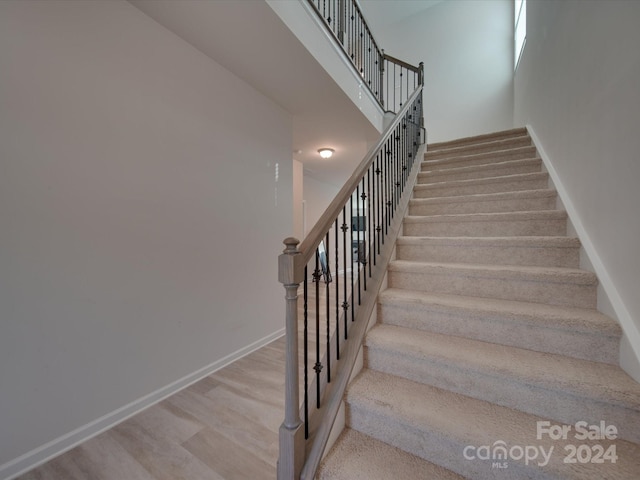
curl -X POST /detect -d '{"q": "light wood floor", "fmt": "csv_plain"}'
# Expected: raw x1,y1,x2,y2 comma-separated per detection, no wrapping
18,269,362,479
18,338,288,480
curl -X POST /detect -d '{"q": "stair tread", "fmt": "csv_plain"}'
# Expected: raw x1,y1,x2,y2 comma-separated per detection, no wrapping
404,209,567,223
420,157,540,176
414,171,549,190
378,288,621,335
388,259,597,285
365,324,640,409
396,235,580,248
423,137,532,159
409,188,556,205
427,127,528,151
319,428,464,480
348,369,640,478
422,146,537,172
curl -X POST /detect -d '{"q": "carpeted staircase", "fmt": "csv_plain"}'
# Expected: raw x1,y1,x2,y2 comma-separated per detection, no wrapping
317,128,640,479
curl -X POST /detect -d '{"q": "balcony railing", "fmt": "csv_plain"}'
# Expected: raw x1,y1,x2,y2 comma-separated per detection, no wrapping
308,0,423,114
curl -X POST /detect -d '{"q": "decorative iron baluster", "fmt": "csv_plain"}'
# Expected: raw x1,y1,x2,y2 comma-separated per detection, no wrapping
341,206,348,339
303,265,309,439
334,218,340,360
313,253,322,409
325,232,331,383
367,167,372,278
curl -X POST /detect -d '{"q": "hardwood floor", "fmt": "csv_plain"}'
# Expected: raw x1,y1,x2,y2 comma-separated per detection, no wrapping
18,339,288,480
18,269,360,479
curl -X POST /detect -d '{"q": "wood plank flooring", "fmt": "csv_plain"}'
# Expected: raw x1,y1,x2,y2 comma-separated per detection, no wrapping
18,339,288,480
18,267,363,480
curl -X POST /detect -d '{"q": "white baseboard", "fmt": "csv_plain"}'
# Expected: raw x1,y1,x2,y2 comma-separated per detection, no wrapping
0,328,285,480
526,125,640,382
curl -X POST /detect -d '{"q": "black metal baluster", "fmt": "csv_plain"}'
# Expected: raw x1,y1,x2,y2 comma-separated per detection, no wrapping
334,218,340,359
367,167,372,277
355,183,361,306
303,267,309,439
399,68,404,108
376,152,383,250
360,177,367,291
372,159,378,265
341,206,348,339
314,252,322,409
385,139,390,233
349,196,355,322
387,136,393,228
396,125,400,205
325,232,331,383
393,62,397,112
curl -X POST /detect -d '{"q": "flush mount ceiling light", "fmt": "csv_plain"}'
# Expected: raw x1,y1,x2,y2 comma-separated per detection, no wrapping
318,148,335,159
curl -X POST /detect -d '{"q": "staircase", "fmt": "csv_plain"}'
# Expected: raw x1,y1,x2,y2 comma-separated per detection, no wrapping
317,128,640,479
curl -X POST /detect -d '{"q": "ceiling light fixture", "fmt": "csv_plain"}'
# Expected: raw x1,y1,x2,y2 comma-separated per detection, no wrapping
318,148,335,159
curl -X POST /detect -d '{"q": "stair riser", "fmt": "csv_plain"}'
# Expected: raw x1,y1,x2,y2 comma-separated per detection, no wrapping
377,301,618,364
387,269,597,308
364,347,640,444
403,217,567,237
396,243,580,268
424,137,532,161
419,162,541,183
408,195,556,216
422,147,537,171
413,176,549,198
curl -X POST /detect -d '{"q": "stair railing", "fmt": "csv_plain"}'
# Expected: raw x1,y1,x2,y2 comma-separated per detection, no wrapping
307,0,423,113
277,85,424,479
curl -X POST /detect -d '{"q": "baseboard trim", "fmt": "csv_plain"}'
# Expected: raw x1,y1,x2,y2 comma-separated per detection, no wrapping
526,125,640,382
0,328,285,480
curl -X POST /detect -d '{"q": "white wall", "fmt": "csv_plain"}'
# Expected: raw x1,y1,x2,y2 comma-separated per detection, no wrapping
363,0,514,143
0,0,293,475
293,159,305,240
514,0,640,375
303,174,340,239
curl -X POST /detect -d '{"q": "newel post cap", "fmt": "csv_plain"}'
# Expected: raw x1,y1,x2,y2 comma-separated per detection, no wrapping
278,237,304,285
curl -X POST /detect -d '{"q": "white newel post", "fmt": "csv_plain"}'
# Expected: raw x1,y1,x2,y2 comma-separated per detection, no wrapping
277,237,305,480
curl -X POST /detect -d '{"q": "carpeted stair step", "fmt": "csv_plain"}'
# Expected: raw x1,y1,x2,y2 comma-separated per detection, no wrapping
363,324,640,443
403,210,567,237
422,145,538,172
395,236,580,268
317,428,464,480
424,136,532,161
387,260,597,308
377,288,620,364
419,157,542,183
346,369,640,479
413,172,550,198
427,127,528,152
408,189,557,216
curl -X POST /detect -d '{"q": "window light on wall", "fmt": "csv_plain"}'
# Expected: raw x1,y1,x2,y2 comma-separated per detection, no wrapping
515,0,527,70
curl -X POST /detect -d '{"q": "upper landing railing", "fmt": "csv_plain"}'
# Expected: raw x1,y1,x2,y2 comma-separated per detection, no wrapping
277,2,424,478
308,0,423,114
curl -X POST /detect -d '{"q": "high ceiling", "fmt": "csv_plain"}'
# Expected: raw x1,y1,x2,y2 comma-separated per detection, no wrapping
360,0,444,32
130,0,383,188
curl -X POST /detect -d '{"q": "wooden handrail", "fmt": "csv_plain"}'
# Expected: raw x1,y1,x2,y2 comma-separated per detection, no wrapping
297,86,424,264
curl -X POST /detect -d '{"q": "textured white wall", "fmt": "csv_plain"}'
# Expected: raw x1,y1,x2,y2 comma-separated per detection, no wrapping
0,0,292,473
303,174,340,239
514,0,640,374
362,0,514,143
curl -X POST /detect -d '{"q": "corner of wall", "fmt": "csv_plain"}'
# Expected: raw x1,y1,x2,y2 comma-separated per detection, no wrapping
526,125,640,382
